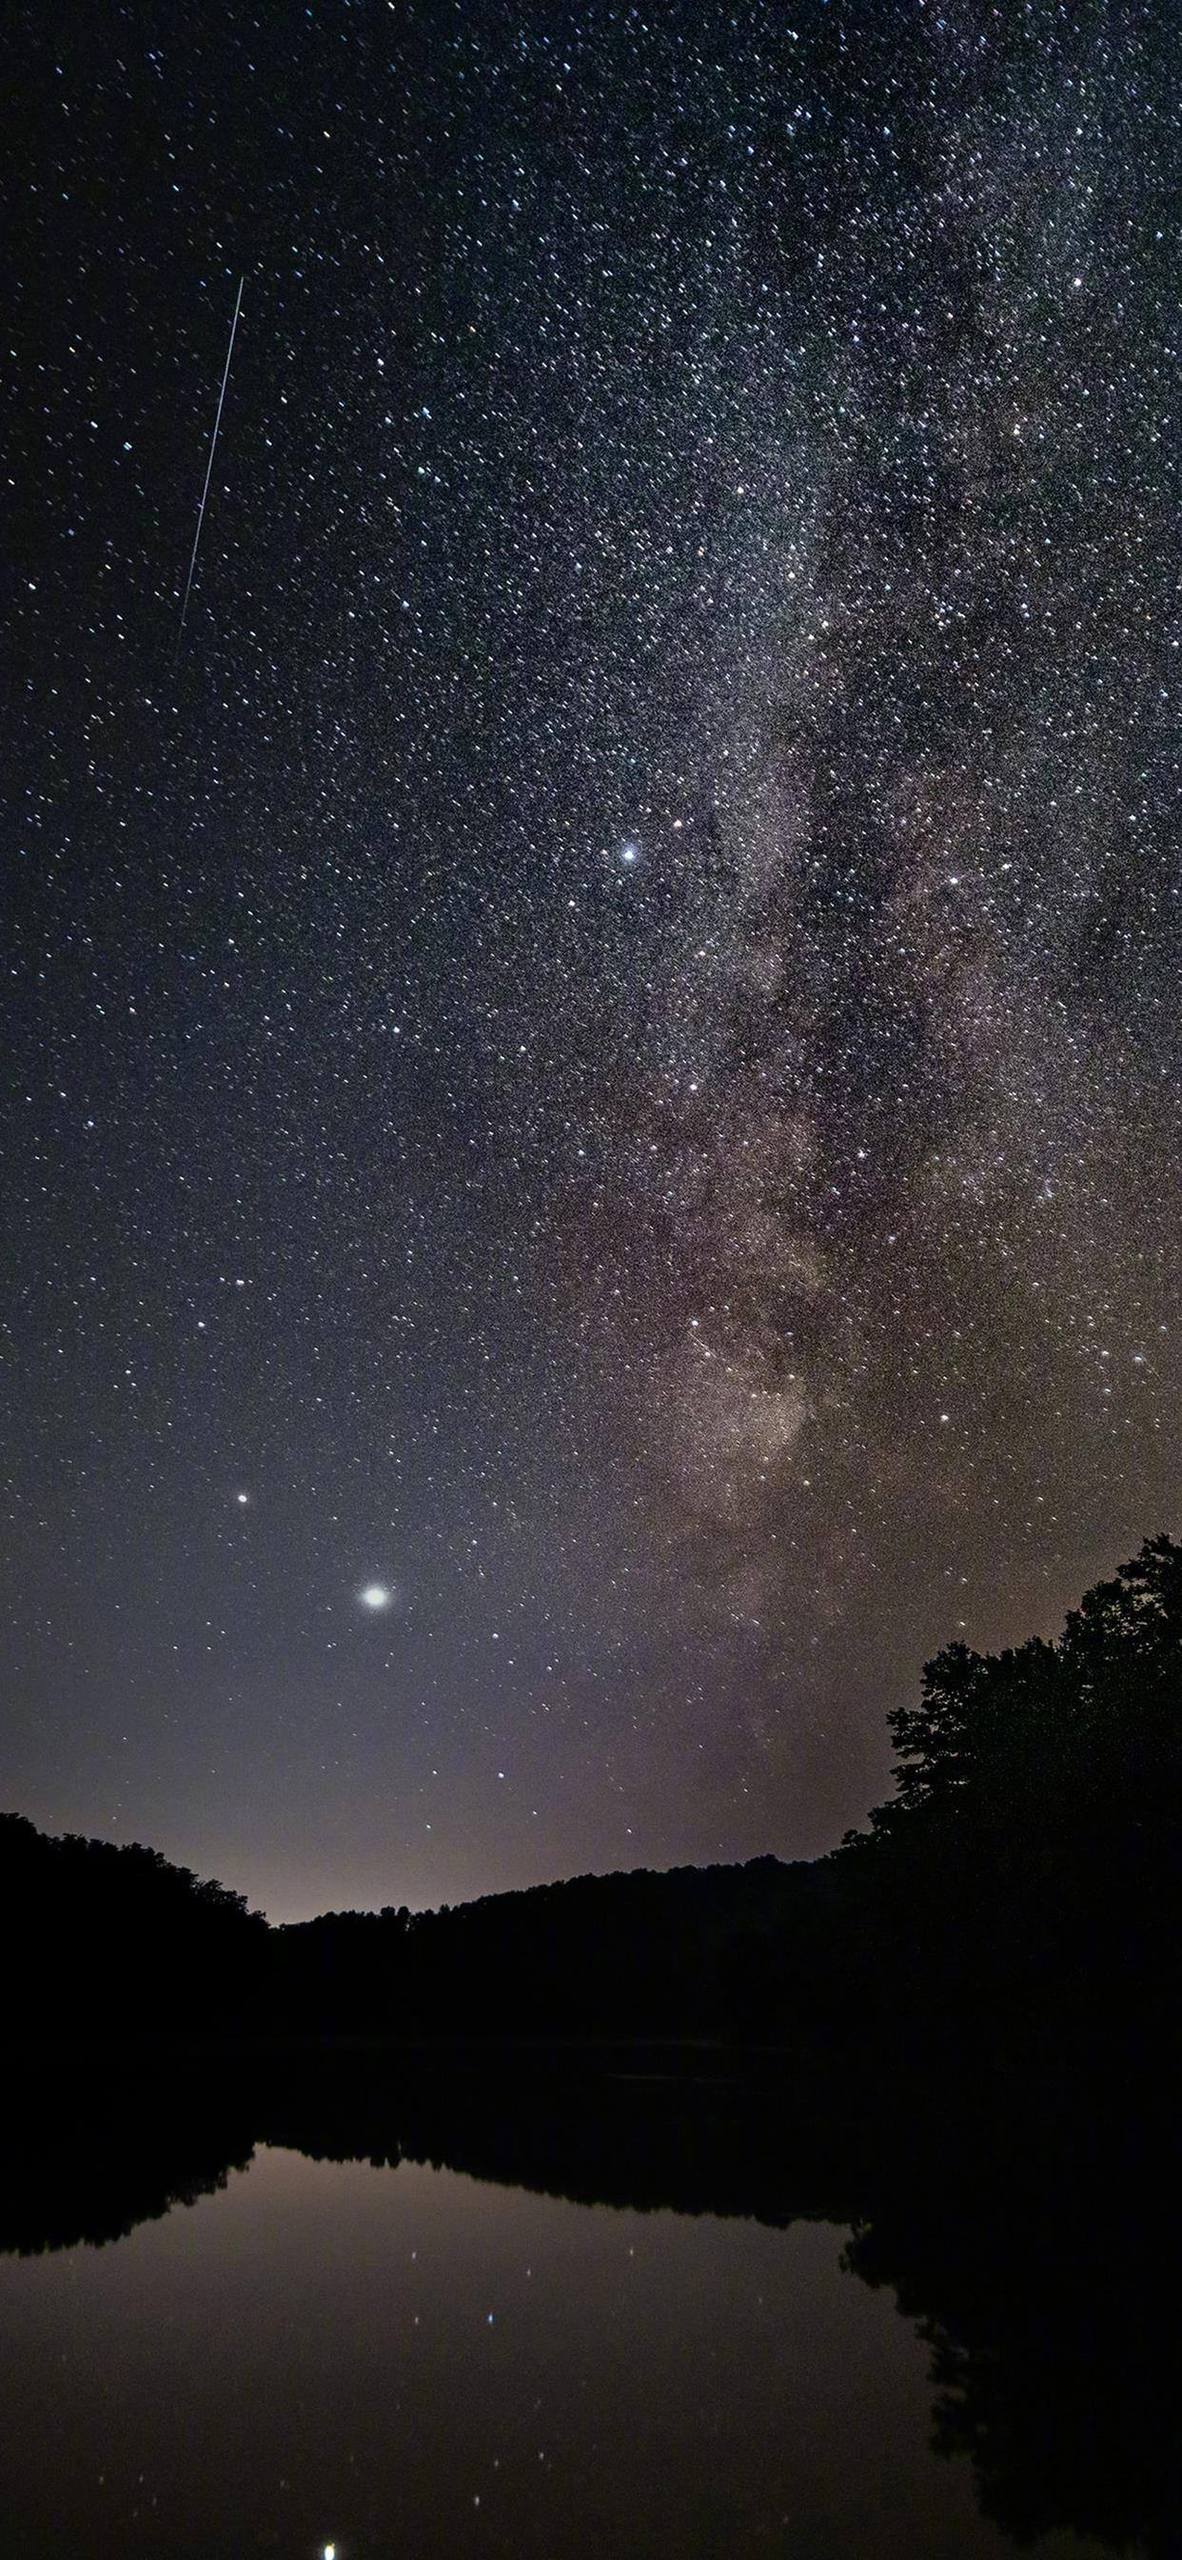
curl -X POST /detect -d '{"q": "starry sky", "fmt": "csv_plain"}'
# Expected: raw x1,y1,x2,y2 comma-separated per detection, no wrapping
3,0,1178,1919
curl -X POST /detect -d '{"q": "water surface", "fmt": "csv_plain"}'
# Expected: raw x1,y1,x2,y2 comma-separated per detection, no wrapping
0,2138,1116,2558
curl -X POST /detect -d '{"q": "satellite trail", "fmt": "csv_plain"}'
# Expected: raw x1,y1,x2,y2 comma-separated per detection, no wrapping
173,274,244,666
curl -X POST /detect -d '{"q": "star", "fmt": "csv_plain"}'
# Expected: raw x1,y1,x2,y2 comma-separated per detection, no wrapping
358,1583,393,1611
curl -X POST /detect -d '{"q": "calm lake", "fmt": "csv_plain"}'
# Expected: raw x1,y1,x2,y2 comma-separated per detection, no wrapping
0,2136,1118,2559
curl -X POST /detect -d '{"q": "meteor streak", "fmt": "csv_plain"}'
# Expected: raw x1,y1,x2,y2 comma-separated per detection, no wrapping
173,273,243,665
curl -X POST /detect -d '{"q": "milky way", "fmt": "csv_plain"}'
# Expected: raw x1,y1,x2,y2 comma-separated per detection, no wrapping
3,2,1178,1914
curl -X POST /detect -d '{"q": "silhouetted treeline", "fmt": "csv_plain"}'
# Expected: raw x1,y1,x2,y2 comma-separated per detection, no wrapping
3,1534,1178,2056
0,1813,269,2038
268,1533,1180,2059
269,1853,832,2040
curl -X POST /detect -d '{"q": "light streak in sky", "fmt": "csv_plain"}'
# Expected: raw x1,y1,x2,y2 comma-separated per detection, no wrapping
173,272,244,666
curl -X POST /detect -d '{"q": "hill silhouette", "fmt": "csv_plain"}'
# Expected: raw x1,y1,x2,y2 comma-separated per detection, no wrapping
3,1533,1177,2057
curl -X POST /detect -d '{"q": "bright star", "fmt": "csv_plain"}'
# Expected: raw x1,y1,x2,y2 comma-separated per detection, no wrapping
619,839,640,866
359,1583,392,1611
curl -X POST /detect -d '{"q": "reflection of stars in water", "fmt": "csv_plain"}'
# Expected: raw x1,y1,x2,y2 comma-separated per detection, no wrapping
358,1583,393,1612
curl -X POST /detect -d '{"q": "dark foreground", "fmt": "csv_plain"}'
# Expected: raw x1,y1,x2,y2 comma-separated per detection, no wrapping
2,1541,1174,2548
0,2037,1173,2558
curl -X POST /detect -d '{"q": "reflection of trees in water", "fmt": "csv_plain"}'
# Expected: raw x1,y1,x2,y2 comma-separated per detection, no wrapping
0,2075,255,2255
843,2114,1171,2559
1,2053,1171,2555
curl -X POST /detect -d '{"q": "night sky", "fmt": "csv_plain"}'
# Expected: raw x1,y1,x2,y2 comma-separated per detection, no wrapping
4,1,1178,1919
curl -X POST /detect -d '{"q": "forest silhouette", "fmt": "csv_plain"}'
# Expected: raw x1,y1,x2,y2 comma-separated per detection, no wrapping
4,1533,1177,2055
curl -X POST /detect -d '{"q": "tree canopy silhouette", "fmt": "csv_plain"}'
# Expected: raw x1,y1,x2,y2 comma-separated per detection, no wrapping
872,1531,1180,1837
834,1532,1180,2057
